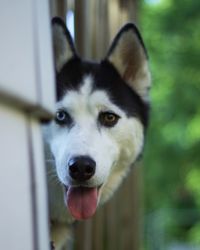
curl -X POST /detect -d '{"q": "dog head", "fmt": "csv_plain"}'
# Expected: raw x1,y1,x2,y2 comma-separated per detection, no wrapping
45,17,151,220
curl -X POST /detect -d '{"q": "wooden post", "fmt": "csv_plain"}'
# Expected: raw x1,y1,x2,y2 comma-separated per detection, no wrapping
50,0,68,20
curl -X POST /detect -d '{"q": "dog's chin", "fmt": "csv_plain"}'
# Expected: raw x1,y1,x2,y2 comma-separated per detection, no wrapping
63,184,102,220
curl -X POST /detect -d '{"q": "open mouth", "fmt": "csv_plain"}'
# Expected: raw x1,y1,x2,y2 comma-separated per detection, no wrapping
64,185,102,220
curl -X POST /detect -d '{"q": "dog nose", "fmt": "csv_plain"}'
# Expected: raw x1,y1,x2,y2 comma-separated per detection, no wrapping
68,156,96,182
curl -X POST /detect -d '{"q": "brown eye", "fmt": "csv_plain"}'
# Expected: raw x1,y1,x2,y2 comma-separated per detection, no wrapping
98,112,120,127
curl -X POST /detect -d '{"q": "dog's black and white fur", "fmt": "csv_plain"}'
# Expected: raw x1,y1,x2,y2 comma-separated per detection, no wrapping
44,17,151,247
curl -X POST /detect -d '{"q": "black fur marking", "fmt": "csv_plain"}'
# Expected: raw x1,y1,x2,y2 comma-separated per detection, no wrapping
56,57,85,99
56,58,149,129
95,60,149,129
105,23,148,59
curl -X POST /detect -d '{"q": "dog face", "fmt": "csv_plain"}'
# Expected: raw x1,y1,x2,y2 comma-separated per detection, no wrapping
44,18,151,220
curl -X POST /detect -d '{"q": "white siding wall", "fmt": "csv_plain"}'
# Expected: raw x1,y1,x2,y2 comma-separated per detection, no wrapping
0,1,55,249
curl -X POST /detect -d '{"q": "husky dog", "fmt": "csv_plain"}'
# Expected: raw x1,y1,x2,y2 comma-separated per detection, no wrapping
44,17,150,230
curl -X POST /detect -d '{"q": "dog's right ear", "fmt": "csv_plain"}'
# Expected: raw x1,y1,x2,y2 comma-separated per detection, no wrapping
52,17,77,72
105,23,151,103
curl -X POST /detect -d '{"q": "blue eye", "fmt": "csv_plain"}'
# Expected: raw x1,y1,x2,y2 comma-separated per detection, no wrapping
55,110,72,125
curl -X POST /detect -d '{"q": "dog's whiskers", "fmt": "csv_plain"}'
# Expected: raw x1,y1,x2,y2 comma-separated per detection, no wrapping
46,159,55,163
47,172,60,185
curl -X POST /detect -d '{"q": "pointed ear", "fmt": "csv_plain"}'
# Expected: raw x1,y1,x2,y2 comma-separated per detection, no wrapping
105,23,151,102
52,17,77,72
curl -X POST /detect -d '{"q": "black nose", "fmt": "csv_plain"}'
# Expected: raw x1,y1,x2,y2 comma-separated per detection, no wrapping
68,156,96,182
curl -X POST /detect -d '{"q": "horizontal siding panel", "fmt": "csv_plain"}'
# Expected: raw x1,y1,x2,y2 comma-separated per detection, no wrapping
0,104,34,250
0,0,55,119
0,0,38,105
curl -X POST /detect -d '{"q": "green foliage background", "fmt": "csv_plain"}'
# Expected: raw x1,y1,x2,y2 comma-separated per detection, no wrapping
140,0,200,247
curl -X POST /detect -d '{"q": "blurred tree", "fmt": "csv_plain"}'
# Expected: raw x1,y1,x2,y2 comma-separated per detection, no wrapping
139,0,200,245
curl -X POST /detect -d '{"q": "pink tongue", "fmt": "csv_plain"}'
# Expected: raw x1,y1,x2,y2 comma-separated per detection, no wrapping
66,187,98,220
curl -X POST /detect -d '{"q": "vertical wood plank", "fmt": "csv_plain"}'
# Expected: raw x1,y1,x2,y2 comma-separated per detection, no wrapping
57,0,68,20
93,0,109,59
74,0,86,57
92,206,105,250
105,196,119,250
29,118,50,250
75,0,95,59
74,220,93,250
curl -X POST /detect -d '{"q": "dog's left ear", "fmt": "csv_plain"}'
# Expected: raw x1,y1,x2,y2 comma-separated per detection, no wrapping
105,23,151,102
52,17,77,72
